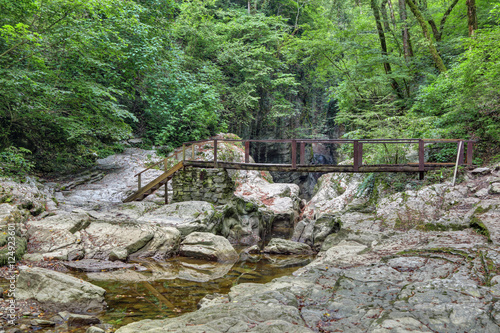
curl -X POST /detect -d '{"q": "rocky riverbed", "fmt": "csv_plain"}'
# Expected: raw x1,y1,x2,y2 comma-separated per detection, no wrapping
1,139,500,332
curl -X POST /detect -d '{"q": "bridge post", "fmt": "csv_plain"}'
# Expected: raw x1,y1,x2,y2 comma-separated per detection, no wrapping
165,181,168,204
353,140,359,172
214,139,218,167
419,139,425,180
291,140,297,169
245,141,250,163
192,144,195,160
457,141,465,165
300,142,305,165
358,142,363,167
138,174,141,190
466,141,474,167
182,144,186,162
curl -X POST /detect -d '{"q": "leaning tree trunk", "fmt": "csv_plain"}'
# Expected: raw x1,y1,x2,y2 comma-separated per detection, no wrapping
371,0,403,97
405,0,447,73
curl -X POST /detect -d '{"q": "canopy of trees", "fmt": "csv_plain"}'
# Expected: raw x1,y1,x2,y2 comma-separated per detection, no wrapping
1,0,499,174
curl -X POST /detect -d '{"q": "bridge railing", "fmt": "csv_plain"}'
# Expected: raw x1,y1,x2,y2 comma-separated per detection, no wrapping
180,138,475,172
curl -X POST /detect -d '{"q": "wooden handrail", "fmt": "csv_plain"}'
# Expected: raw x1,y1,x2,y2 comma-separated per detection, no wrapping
134,158,165,177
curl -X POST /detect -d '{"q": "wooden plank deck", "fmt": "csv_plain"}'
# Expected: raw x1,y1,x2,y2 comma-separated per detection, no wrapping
184,161,456,173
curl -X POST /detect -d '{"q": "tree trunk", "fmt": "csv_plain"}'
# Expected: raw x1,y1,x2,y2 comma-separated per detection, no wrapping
381,0,391,32
466,0,478,37
398,0,414,59
371,0,403,97
405,0,447,73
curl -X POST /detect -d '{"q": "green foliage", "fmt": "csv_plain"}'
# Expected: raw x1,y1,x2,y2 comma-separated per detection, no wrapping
1,0,499,174
412,19,500,157
0,146,34,177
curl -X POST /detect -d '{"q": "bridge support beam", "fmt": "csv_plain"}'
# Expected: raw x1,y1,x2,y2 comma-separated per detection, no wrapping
419,139,425,180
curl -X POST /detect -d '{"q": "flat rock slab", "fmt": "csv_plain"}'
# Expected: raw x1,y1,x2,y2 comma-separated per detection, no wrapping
16,266,106,313
63,259,136,272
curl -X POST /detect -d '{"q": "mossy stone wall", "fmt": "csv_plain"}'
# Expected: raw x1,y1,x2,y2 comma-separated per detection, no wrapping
172,168,235,205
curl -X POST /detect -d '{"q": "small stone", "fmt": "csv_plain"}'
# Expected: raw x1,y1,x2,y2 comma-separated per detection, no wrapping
474,188,489,197
491,275,500,285
109,248,128,262
58,311,71,320
243,245,260,254
128,138,143,144
490,177,500,184
86,327,106,333
471,167,491,175
67,313,101,327
30,319,56,327
22,311,31,316
489,183,500,195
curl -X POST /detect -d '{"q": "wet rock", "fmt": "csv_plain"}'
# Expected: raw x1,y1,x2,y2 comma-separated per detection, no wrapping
263,238,313,255
242,245,260,254
6,328,22,333
63,259,135,272
16,266,106,313
179,232,238,263
115,301,310,333
197,293,229,309
67,313,101,327
86,327,106,333
30,319,56,327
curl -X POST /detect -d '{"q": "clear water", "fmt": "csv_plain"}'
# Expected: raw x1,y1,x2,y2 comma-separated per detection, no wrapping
75,253,313,329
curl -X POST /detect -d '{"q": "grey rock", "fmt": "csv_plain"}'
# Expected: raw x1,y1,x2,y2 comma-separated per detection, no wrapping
115,302,309,333
6,328,22,333
16,266,106,312
489,183,500,195
109,247,128,261
67,313,101,327
128,138,143,144
63,259,134,272
86,327,106,333
30,319,56,327
471,167,491,175
263,238,313,255
179,232,238,263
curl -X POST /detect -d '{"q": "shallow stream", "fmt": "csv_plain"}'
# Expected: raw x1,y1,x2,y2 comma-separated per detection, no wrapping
70,252,313,330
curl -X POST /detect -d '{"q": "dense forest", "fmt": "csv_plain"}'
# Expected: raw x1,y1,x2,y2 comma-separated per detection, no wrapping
0,0,499,175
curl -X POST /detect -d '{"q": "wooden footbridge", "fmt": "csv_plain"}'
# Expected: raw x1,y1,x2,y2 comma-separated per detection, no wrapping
123,138,475,203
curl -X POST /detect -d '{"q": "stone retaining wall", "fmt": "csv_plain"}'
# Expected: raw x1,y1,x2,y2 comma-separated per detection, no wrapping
172,168,235,205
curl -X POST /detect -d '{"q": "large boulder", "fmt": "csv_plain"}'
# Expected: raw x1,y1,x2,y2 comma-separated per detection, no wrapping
263,238,313,255
16,266,106,312
179,232,238,263
115,301,311,333
138,201,218,237
26,211,181,260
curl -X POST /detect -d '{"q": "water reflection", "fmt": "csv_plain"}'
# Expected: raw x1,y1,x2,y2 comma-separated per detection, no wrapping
79,253,312,328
